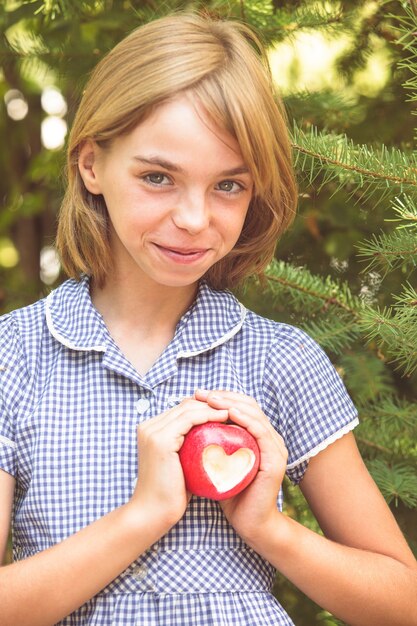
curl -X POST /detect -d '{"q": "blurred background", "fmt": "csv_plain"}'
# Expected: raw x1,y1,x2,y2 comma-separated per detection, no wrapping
1,1,417,624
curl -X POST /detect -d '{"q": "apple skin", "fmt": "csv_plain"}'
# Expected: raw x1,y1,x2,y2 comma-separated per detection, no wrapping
179,422,260,501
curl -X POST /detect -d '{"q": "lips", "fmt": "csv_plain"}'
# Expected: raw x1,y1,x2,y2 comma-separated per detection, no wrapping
153,243,210,264
163,246,206,255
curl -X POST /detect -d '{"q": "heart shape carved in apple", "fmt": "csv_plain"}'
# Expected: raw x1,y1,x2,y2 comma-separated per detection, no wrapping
179,422,260,500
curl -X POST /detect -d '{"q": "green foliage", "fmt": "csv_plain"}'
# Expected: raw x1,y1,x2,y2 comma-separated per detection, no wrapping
338,352,396,402
358,394,417,459
358,228,417,273
263,259,362,315
292,121,417,203
360,296,417,375
241,1,346,43
258,259,363,353
245,0,417,586
284,89,365,128
367,459,417,507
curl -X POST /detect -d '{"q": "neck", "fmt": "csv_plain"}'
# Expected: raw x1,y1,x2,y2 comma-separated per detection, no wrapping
90,272,199,337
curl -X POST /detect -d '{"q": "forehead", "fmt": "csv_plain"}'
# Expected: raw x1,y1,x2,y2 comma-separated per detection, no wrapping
114,95,246,166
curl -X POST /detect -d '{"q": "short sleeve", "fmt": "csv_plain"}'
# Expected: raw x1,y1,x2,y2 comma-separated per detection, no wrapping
0,314,28,477
263,325,359,485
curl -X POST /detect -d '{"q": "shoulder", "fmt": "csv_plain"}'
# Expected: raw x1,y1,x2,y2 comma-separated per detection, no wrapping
0,280,83,413
0,297,48,393
0,297,47,358
0,278,83,354
231,297,359,481
0,277,79,378
206,285,332,372
242,306,326,364
240,307,351,407
243,307,308,343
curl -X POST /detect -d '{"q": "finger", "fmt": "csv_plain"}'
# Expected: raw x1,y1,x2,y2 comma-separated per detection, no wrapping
221,405,287,469
195,389,262,414
211,396,270,428
138,401,229,450
194,393,288,485
143,398,226,432
194,391,277,450
194,389,210,401
195,389,257,404
226,406,281,444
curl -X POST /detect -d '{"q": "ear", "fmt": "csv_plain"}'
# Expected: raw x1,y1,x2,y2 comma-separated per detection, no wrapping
78,140,103,195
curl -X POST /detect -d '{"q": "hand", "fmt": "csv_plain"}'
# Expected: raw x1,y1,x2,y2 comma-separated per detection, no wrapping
194,389,288,545
130,398,229,534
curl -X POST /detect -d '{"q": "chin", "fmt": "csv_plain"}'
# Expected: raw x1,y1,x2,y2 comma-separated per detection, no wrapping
151,266,211,287
151,273,205,290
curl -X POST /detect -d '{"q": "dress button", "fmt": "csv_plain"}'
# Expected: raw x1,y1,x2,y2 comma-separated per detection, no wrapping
131,564,148,581
136,398,151,414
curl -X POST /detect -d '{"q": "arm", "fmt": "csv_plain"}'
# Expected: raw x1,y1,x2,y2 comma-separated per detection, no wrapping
197,390,417,626
0,399,228,626
0,471,14,565
257,434,417,626
0,485,164,626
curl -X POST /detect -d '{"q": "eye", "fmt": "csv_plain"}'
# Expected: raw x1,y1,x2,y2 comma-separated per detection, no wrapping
216,180,244,194
143,172,172,186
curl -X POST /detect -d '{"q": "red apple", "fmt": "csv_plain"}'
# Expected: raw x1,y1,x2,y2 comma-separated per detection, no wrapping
179,422,260,500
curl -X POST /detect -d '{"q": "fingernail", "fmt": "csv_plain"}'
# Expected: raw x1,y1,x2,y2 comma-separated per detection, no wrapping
195,389,209,399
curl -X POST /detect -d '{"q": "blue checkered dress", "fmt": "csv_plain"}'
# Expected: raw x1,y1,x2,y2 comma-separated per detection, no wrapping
0,277,358,625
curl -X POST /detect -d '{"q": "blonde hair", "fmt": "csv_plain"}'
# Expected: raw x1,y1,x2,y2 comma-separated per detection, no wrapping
56,12,297,289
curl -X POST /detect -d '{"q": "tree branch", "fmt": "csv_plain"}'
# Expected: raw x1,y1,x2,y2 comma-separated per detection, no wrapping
265,274,359,316
356,436,393,455
292,144,417,186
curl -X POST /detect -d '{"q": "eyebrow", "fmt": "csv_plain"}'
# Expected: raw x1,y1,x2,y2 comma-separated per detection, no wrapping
133,155,251,177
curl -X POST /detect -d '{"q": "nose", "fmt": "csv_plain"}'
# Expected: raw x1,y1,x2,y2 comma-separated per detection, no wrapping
171,190,210,234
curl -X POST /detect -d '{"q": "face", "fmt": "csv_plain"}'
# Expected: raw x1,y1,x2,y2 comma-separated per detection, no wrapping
79,95,254,292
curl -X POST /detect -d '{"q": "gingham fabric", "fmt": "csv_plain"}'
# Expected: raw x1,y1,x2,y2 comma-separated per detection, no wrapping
0,276,359,625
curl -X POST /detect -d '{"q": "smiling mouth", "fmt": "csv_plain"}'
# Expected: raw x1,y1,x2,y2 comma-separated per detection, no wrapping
153,243,210,263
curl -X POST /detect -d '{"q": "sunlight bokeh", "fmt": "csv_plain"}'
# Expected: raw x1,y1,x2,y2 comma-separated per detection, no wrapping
270,30,390,97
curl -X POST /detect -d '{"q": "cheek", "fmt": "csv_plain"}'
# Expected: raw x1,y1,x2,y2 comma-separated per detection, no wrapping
224,205,250,239
104,185,149,224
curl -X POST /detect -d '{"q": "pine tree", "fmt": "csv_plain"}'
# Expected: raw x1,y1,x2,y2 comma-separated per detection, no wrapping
247,4,417,621
254,1,417,522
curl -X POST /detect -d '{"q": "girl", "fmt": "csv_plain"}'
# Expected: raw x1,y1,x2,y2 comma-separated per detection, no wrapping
0,12,416,626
